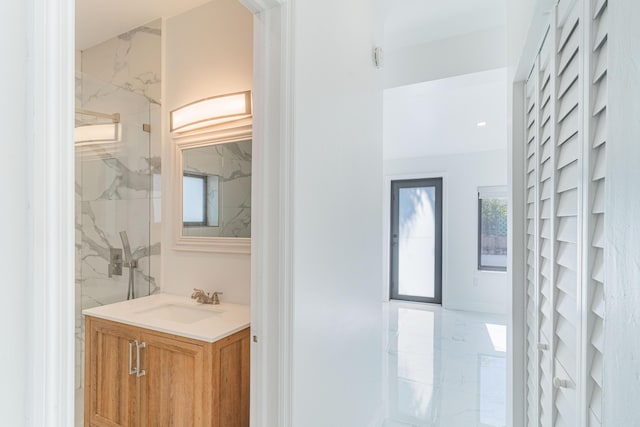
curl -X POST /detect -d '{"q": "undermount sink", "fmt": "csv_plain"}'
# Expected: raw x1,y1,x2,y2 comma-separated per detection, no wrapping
134,304,221,324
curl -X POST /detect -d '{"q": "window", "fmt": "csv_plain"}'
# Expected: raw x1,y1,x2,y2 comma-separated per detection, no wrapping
478,187,507,271
183,173,219,227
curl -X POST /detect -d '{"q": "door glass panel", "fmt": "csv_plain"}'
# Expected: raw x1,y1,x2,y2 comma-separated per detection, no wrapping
398,187,436,298
390,178,442,304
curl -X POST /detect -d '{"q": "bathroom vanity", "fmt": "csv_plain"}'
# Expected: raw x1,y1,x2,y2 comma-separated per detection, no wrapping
83,294,250,427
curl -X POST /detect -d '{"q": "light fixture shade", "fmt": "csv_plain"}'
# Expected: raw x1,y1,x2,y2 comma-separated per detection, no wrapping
170,91,252,133
74,123,121,145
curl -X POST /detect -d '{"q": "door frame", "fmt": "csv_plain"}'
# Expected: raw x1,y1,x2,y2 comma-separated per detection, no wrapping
30,0,295,426
382,172,448,305
389,177,443,304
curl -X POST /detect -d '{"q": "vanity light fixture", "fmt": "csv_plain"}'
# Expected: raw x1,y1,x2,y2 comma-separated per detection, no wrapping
170,90,252,134
75,109,121,145
74,123,121,145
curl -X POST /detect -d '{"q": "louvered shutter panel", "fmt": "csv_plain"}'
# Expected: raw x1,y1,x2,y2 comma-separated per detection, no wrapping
525,71,539,427
522,1,607,425
537,32,554,427
585,0,607,425
553,1,582,425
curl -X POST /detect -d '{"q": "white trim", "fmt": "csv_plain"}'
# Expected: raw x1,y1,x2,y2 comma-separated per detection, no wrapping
28,0,76,425
240,0,294,426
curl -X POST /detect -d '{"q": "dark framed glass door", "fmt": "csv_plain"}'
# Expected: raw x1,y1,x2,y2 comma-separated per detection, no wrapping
390,178,443,304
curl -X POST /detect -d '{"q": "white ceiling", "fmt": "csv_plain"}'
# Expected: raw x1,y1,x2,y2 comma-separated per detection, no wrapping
76,0,212,50
384,0,507,50
383,68,507,160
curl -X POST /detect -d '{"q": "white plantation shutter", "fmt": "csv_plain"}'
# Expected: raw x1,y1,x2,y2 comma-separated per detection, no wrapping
553,1,582,426
521,0,607,425
584,0,608,425
525,70,539,427
537,32,554,427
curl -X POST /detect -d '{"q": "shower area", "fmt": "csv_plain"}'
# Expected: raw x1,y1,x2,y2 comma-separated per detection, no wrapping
74,70,161,422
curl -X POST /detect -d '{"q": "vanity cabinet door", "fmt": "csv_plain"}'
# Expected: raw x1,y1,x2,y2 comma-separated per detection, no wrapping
138,332,210,426
85,317,139,427
212,328,250,427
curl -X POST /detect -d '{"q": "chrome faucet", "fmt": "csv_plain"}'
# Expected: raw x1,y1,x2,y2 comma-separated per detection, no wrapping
191,288,223,305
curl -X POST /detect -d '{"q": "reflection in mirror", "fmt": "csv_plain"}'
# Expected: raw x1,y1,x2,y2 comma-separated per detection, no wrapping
182,140,251,238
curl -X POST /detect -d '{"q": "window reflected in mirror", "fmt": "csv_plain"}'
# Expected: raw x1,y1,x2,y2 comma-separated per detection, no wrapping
181,140,251,238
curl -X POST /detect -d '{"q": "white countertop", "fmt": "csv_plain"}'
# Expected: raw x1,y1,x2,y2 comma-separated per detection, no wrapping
82,294,250,343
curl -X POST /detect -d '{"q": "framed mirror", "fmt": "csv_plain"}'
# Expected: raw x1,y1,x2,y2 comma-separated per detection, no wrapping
173,128,252,253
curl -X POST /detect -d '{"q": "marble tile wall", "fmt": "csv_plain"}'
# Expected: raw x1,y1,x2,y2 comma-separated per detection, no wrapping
75,20,162,425
81,20,162,104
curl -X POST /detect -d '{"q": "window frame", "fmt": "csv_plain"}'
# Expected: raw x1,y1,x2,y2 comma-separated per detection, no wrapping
182,172,208,227
477,188,508,272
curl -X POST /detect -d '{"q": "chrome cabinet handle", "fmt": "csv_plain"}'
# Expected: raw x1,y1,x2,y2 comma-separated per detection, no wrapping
136,341,146,377
128,341,137,375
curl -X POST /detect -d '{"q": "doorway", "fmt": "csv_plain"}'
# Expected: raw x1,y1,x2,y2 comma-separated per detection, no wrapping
389,177,443,304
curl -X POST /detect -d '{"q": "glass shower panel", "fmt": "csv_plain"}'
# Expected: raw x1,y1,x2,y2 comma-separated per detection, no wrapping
75,72,157,424
76,72,153,307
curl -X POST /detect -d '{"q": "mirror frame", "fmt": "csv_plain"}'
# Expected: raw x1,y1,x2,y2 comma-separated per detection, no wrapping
172,119,252,254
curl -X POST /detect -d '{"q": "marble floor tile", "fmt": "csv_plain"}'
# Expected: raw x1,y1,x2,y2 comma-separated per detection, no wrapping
384,301,506,427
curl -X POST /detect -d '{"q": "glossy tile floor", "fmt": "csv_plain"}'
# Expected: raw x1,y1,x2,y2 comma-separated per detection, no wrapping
383,301,507,427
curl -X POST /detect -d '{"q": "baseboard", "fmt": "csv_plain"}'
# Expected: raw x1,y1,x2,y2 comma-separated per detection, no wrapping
367,404,385,427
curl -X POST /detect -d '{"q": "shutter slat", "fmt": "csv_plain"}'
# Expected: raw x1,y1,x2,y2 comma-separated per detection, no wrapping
558,56,579,99
557,136,579,169
541,137,552,160
590,351,603,388
556,242,578,272
592,146,606,181
558,107,579,145
557,163,579,194
557,188,578,217
593,110,607,148
540,158,553,182
558,28,580,75
593,41,608,84
593,181,605,213
541,219,551,239
592,250,604,283
558,77,579,121
592,215,605,248
593,77,608,116
594,0,607,19
558,3,580,52
556,262,577,297
591,318,604,353
556,216,577,244
541,180,552,200
593,7,609,51
527,154,536,173
555,331,577,379
591,281,605,319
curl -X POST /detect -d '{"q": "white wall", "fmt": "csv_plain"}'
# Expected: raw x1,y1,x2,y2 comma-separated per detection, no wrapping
385,27,507,89
161,0,253,304
0,2,28,423
384,150,508,314
291,0,384,425
604,0,640,422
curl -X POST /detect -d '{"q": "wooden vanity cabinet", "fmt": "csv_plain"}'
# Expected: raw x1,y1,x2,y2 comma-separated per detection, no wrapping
85,316,249,427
